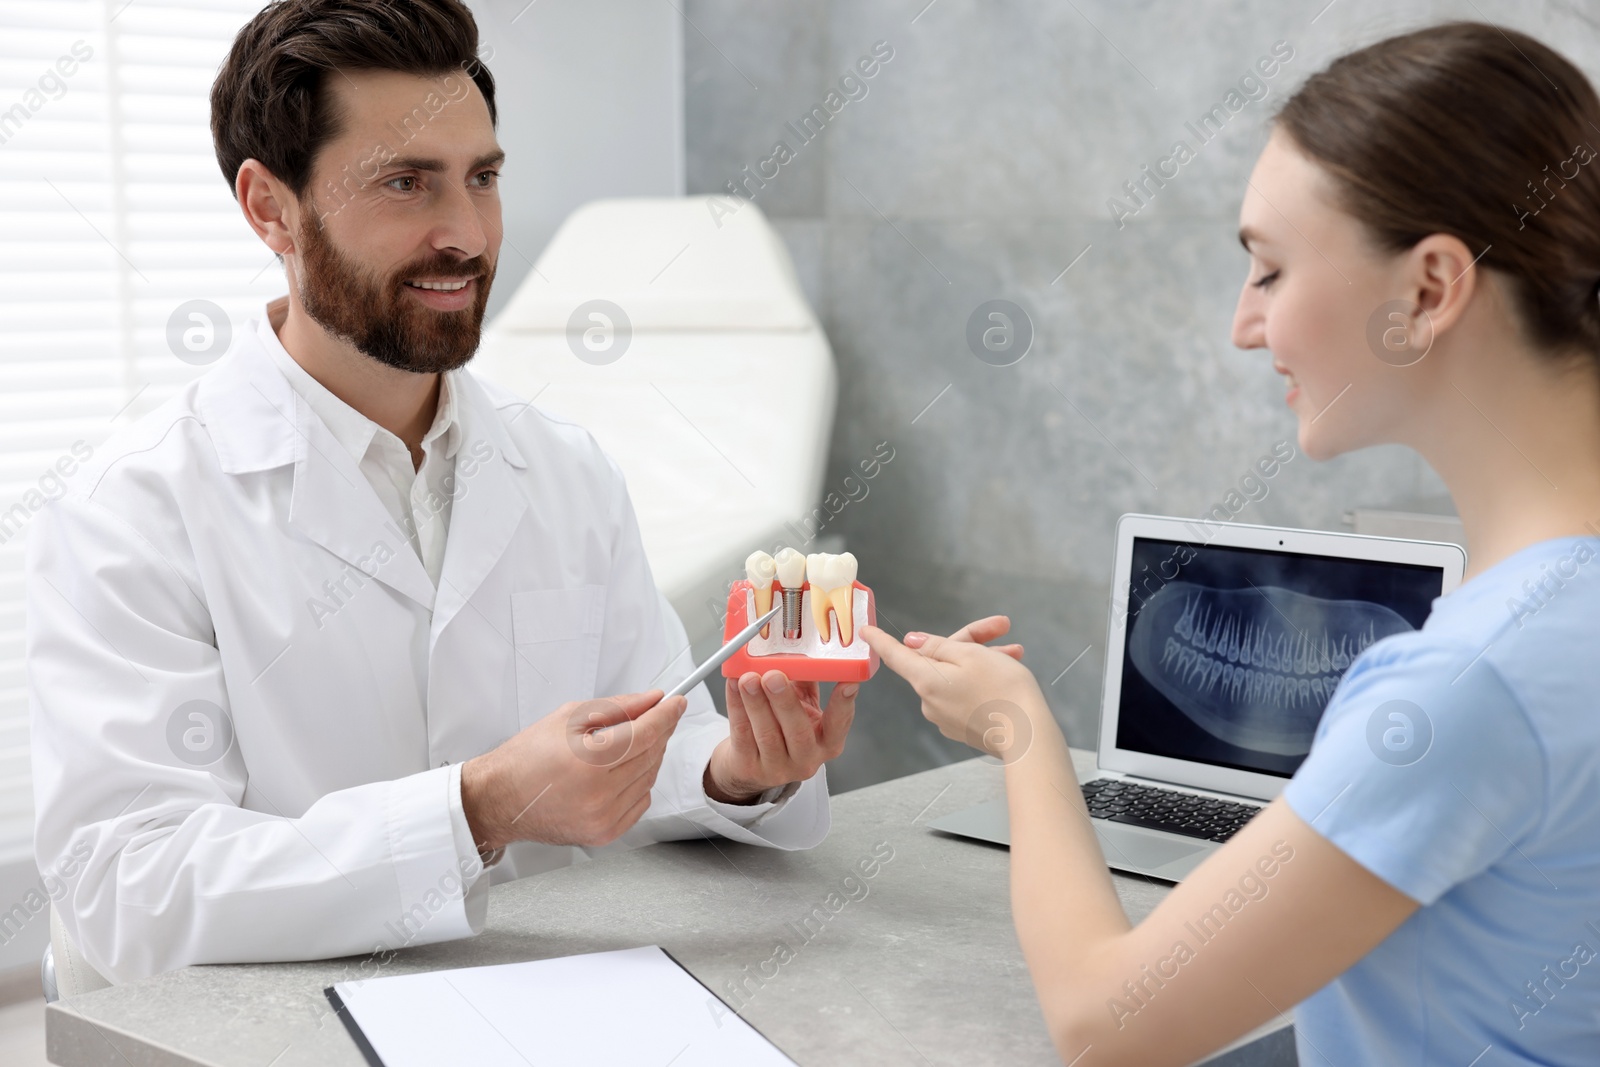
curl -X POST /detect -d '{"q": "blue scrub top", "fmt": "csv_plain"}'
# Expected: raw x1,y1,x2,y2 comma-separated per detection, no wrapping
1283,535,1600,1066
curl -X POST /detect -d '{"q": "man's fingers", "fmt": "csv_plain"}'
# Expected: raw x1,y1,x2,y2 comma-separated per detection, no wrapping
608,787,655,841
735,672,786,756
590,694,684,767
612,736,668,795
590,765,658,845
724,677,756,748
626,694,687,750
757,671,811,759
569,690,665,733
792,679,825,724
820,682,858,755
861,625,943,688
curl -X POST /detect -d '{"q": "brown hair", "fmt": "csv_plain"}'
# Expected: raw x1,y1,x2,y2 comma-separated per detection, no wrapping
1276,21,1600,359
210,0,496,198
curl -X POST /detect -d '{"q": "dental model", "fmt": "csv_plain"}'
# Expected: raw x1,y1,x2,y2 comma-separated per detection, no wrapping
746,550,778,638
806,553,830,637
827,553,859,644
807,551,859,645
723,546,878,683
774,547,808,640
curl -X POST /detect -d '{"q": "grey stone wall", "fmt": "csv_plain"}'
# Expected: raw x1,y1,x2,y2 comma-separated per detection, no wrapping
683,0,1600,791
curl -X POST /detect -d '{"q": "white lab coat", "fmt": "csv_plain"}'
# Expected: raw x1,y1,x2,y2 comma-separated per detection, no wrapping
27,315,830,984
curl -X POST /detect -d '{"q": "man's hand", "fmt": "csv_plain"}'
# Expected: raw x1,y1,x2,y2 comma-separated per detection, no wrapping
461,690,686,850
704,672,857,804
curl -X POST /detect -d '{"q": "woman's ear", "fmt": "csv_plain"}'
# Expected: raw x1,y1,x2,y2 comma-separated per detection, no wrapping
1403,232,1481,345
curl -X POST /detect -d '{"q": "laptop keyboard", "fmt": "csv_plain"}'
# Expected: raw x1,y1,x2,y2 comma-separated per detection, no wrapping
1082,778,1262,844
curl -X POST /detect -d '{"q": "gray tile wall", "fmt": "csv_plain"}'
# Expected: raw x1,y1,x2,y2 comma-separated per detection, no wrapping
683,0,1600,791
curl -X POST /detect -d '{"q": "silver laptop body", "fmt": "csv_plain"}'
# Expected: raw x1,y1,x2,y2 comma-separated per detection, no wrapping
929,513,1466,882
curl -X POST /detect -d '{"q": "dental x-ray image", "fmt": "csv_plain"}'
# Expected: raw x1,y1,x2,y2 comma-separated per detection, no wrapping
1116,538,1443,777
1127,581,1413,756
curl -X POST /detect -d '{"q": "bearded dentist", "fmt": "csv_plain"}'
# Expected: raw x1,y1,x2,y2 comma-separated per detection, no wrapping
27,0,856,986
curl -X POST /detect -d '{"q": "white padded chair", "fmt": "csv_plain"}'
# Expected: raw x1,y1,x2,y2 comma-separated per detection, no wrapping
474,197,837,648
43,902,110,1001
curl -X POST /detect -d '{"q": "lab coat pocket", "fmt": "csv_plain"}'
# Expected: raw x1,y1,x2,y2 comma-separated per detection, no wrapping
510,586,606,725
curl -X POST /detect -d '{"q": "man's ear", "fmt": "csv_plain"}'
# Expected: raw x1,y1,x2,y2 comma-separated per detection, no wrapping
235,159,300,258
1404,232,1480,342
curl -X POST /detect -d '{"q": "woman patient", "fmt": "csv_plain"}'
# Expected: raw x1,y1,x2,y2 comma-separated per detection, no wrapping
862,21,1600,1067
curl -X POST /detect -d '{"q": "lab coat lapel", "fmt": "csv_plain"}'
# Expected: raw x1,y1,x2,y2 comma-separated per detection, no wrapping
430,369,530,642
199,324,438,612
287,411,438,612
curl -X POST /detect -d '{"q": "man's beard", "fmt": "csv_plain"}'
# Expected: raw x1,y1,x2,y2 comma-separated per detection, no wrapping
295,212,496,374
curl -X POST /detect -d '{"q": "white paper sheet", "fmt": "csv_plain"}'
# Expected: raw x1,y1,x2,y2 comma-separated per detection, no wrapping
330,945,794,1067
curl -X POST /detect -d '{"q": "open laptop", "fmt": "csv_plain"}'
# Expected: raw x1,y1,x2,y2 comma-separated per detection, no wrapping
929,513,1466,881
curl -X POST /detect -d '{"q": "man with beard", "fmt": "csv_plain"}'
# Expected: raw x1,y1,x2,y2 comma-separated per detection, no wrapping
28,0,855,987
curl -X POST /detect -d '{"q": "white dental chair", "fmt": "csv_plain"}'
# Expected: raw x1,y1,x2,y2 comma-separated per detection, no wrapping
474,197,837,649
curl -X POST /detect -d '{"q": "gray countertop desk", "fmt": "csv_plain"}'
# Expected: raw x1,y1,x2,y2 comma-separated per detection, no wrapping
47,749,1295,1066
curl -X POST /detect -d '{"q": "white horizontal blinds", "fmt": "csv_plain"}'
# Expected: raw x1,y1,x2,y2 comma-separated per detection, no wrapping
0,0,279,864
119,0,284,393
0,0,114,871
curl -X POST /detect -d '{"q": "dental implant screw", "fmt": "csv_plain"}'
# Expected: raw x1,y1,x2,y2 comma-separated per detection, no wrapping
781,588,805,640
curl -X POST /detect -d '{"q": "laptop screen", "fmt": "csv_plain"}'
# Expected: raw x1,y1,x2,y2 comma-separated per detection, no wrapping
1115,536,1446,778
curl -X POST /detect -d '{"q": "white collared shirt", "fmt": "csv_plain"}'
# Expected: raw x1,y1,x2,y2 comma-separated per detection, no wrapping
28,304,829,984
257,317,460,588
255,315,788,884
256,316,493,889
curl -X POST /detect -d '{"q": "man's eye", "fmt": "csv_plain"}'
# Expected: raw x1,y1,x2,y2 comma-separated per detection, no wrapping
1252,269,1280,289
471,170,499,188
386,176,418,192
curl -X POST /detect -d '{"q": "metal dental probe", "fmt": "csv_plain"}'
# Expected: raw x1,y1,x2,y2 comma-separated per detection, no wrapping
664,604,783,699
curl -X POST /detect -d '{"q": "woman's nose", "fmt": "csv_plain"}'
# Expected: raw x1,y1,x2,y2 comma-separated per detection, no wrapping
1232,286,1266,350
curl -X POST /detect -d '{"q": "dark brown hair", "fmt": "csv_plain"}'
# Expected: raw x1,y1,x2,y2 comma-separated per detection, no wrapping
210,0,496,198
1276,21,1600,359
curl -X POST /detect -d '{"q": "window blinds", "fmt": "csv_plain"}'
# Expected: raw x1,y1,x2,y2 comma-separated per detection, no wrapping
0,0,279,864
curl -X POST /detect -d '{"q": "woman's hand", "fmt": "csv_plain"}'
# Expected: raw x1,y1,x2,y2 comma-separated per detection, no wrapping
905,614,1025,660
861,619,1051,762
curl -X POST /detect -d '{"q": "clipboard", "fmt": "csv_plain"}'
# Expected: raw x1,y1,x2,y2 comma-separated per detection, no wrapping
323,944,795,1066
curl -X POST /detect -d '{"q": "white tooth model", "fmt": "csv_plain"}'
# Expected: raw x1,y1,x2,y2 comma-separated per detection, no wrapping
823,552,858,645
806,552,831,638
774,547,808,640
801,551,861,645
745,550,777,638
726,544,879,683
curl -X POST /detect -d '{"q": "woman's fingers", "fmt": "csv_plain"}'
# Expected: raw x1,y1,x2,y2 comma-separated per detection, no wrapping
909,632,963,663
861,625,944,688
904,615,1014,651
951,615,1012,644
